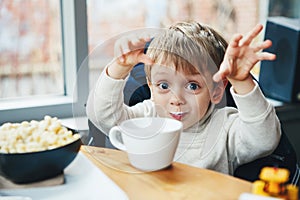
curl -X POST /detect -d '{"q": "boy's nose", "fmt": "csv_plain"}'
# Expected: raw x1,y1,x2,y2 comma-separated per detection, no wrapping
170,91,185,106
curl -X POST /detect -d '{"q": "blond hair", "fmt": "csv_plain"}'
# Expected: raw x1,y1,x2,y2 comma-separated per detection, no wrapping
145,21,228,82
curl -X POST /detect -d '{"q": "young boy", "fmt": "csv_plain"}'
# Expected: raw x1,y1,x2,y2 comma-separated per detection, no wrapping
86,21,281,175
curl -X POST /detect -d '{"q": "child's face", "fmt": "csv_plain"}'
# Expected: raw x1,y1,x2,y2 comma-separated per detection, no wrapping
148,63,217,130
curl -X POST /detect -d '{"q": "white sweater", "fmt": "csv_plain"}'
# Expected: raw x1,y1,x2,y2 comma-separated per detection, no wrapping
86,71,281,175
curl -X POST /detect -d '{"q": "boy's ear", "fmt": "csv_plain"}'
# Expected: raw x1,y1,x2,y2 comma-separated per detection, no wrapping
146,77,152,87
146,77,154,98
211,80,228,104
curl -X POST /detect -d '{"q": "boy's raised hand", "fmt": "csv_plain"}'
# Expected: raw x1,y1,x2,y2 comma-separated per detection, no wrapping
213,24,276,94
107,34,153,80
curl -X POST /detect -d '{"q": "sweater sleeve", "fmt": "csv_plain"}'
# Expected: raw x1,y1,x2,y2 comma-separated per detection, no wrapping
227,82,281,166
86,68,155,135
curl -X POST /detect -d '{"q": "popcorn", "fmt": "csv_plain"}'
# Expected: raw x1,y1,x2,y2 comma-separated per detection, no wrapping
0,116,80,153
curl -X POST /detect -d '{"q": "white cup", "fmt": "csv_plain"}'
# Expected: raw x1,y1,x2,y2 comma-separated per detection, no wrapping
109,117,182,171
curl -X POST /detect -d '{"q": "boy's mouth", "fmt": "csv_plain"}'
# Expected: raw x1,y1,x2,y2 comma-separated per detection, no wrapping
170,112,187,121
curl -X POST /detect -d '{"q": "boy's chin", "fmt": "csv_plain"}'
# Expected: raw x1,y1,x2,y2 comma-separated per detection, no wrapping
182,118,201,130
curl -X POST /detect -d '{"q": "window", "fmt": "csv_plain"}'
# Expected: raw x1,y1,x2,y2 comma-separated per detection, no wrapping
87,0,265,87
1,0,292,124
0,1,63,99
0,0,89,124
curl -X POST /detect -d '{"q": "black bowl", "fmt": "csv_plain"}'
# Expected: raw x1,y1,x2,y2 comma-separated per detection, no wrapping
0,137,82,184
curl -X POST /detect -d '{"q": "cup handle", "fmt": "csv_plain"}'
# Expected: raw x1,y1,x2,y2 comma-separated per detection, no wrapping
109,126,127,151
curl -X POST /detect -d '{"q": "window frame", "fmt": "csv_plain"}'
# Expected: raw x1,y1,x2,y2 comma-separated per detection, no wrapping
0,0,89,124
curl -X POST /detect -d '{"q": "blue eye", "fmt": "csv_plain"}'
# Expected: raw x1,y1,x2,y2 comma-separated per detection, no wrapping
158,82,169,90
186,82,200,91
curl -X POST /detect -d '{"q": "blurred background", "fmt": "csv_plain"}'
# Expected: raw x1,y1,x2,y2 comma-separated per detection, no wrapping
0,0,299,100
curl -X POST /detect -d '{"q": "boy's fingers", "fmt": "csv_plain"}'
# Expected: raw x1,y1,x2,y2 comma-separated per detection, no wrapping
138,54,154,65
229,34,243,48
213,70,229,82
114,39,130,58
213,72,223,82
257,52,276,61
131,37,148,48
240,24,263,46
213,63,231,82
253,40,273,52
115,35,149,57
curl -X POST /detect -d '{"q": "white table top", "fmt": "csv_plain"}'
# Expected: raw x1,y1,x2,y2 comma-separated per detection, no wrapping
0,152,128,200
